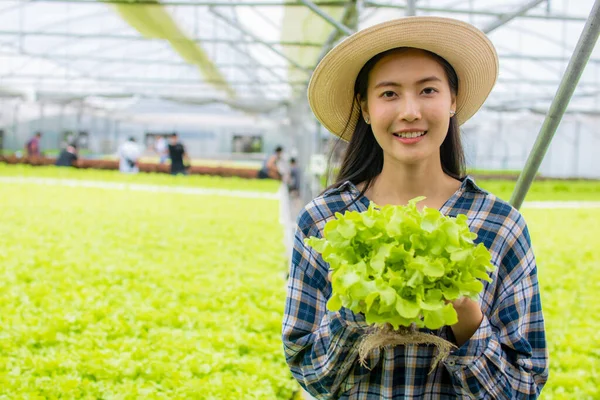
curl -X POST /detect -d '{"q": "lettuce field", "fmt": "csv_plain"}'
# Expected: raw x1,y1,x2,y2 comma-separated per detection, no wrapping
527,208,600,400
0,176,296,398
0,165,599,399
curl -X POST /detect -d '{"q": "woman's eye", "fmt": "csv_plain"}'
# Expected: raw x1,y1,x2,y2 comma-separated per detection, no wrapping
422,87,438,95
382,91,396,98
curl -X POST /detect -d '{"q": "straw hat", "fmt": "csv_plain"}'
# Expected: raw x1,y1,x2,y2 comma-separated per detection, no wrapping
307,17,499,142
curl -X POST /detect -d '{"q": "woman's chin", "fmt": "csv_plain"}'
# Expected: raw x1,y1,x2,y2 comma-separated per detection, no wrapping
387,150,432,166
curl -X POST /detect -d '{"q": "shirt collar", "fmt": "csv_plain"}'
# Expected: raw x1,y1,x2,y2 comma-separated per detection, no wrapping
322,180,357,198
323,175,487,198
462,175,488,194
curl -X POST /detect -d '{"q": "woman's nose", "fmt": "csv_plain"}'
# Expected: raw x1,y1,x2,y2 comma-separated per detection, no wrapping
397,96,421,122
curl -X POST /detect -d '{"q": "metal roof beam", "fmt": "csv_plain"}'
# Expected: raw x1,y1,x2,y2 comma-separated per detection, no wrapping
0,30,323,47
299,0,354,36
498,53,600,64
364,1,587,22
0,74,306,86
498,78,600,86
487,89,600,110
482,0,547,34
33,0,350,6
0,51,291,68
3,55,598,88
30,91,290,113
11,0,590,21
314,0,357,66
484,105,600,115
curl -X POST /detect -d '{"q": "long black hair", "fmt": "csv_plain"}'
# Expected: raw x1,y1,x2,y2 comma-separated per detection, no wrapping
324,47,465,203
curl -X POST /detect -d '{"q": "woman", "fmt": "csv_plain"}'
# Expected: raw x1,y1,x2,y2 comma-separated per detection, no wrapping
282,17,548,399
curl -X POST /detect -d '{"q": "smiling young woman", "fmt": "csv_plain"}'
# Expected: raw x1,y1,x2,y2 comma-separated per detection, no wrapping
357,47,462,211
362,49,455,162
282,17,549,400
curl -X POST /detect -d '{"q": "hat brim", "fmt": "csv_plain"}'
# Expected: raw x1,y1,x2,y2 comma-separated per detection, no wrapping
308,17,499,142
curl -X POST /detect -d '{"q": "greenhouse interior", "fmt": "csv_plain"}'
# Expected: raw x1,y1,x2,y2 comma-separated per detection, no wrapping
0,0,599,398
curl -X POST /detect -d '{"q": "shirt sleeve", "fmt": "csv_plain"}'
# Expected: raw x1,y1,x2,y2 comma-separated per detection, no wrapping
443,217,549,399
282,219,381,400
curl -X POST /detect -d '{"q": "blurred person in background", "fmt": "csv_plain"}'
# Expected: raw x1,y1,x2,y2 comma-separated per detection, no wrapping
26,132,42,158
118,136,142,174
55,144,78,167
155,135,168,164
287,157,300,196
257,145,283,180
168,133,190,175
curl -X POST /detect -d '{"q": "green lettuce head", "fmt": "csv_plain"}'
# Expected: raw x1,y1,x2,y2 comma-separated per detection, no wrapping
305,197,496,330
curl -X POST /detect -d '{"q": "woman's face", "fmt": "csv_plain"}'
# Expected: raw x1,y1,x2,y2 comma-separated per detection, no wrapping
361,49,456,167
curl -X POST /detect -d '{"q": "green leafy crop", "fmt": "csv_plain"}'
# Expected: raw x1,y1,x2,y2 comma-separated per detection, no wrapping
305,198,496,330
0,178,295,398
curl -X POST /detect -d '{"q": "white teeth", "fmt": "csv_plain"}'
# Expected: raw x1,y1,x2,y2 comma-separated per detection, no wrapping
395,131,426,138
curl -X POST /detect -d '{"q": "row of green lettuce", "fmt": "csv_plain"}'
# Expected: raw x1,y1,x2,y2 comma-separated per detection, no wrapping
477,179,600,202
0,164,279,193
0,183,299,398
2,163,600,201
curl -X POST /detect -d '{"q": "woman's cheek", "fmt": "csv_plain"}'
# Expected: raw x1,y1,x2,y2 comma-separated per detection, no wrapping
370,102,395,126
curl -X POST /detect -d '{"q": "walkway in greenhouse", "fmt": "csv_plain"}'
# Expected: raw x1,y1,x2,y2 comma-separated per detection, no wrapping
0,176,279,200
3,176,599,209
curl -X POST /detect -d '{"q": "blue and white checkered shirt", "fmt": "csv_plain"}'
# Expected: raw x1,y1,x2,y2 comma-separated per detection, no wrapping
282,176,548,399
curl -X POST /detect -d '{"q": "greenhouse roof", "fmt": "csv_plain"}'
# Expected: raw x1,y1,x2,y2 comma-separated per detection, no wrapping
0,0,597,114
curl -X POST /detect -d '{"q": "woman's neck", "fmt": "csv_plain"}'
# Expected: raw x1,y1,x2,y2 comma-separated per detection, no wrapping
363,156,461,209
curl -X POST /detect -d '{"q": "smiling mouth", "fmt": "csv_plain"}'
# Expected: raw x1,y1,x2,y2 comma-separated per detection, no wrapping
392,131,427,139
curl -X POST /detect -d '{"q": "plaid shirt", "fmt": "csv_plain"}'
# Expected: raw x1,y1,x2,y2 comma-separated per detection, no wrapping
282,176,548,399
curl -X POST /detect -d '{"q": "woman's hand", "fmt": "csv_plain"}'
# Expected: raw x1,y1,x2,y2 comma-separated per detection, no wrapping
449,296,474,310
448,297,484,347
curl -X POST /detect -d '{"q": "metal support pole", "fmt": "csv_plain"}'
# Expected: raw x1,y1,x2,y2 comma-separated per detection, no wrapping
12,102,20,153
406,0,416,16
300,0,354,36
18,0,23,52
39,102,45,142
58,105,65,148
483,0,547,34
113,120,119,152
510,0,600,209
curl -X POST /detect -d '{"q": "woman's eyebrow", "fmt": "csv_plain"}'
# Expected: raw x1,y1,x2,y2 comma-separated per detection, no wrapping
374,76,442,89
